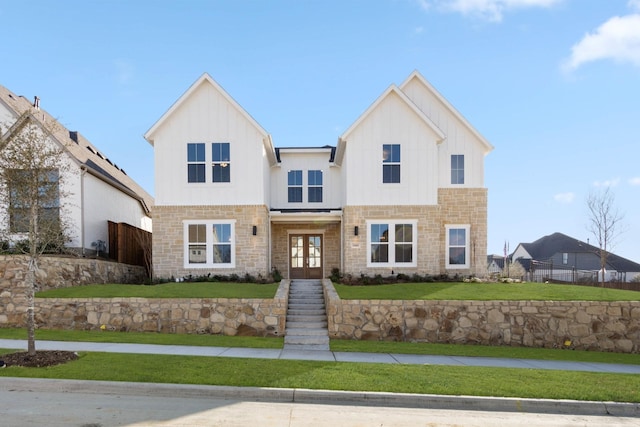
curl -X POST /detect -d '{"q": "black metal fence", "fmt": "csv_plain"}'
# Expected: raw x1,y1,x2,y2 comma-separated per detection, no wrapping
525,260,640,291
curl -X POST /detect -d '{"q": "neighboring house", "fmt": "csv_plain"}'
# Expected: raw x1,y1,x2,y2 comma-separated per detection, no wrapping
511,232,640,282
145,71,493,280
487,255,506,276
0,84,153,255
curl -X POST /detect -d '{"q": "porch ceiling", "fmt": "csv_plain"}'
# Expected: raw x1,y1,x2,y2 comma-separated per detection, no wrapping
269,210,342,223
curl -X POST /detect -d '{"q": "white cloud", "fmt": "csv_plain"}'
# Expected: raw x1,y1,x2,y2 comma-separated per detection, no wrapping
563,14,640,71
629,0,640,12
593,178,621,187
629,177,640,186
554,192,575,204
419,0,563,22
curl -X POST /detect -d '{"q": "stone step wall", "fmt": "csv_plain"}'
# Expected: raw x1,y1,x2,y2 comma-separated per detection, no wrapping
1,277,289,337
322,280,640,353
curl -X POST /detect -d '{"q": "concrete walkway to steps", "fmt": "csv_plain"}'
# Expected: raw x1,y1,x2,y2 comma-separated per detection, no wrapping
2,338,639,374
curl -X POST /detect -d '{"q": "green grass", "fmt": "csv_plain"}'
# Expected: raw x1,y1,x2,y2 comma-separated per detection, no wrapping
330,339,640,365
334,282,640,301
36,282,279,299
1,351,638,402
0,328,283,348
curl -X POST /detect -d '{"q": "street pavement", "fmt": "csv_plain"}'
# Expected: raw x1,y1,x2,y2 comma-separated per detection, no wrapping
1,338,639,421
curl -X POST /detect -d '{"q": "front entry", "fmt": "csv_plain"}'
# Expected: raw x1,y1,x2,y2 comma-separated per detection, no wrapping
290,234,323,279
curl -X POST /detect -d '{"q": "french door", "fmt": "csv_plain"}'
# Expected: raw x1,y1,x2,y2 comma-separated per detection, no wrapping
289,234,323,279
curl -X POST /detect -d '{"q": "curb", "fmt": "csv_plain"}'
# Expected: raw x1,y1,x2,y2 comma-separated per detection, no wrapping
4,377,639,417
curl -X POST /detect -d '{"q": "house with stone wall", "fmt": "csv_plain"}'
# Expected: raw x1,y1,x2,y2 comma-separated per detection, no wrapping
144,71,493,280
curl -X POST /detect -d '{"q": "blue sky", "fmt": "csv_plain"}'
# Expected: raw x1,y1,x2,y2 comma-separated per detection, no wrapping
1,0,639,263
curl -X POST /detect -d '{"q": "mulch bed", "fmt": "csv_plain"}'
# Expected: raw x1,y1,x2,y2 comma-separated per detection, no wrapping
1,350,78,368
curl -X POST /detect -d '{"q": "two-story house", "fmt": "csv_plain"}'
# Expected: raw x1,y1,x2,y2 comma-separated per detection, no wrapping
0,84,153,255
145,71,493,280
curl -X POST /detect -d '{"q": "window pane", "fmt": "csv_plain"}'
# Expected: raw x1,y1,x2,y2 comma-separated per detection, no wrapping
288,187,302,203
451,155,464,184
212,143,230,162
188,143,205,162
188,245,207,263
395,224,412,243
395,244,413,263
212,244,231,263
308,187,322,203
212,224,231,243
188,164,205,182
383,164,400,183
449,247,466,265
371,224,389,243
450,228,466,246
383,144,400,163
188,224,206,243
212,164,230,182
288,170,302,185
371,243,389,263
308,170,322,185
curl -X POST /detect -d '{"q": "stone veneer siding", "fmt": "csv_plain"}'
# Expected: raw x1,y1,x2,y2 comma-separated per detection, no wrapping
342,188,488,277
153,205,270,279
323,280,640,353
271,222,341,280
2,280,289,336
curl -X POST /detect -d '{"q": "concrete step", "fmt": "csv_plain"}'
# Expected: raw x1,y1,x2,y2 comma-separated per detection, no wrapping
287,303,325,309
288,297,325,304
284,328,328,336
288,308,326,316
286,320,327,329
287,315,327,323
284,335,330,346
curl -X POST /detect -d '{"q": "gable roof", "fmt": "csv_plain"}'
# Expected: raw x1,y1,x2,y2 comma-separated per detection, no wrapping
144,73,278,166
335,84,446,166
400,70,494,154
0,84,153,214
516,232,640,273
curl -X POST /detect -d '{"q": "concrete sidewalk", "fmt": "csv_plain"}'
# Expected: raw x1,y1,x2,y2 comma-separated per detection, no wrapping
2,338,640,374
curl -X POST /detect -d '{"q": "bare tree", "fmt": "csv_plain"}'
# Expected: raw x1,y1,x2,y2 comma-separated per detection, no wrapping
586,187,624,287
0,111,72,355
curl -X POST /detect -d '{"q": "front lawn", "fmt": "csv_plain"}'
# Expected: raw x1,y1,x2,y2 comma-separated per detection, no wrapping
1,350,639,402
334,281,640,301
36,282,279,299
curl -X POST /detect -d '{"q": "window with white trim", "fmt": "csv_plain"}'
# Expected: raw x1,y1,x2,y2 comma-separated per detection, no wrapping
212,142,230,183
288,170,302,203
451,154,464,185
445,225,470,269
187,143,205,183
382,144,400,183
184,220,235,268
367,220,417,267
308,170,323,203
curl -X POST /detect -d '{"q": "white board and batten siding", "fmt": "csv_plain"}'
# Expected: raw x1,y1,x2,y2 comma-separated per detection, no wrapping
400,73,492,189
149,76,271,207
341,89,442,206
270,148,341,209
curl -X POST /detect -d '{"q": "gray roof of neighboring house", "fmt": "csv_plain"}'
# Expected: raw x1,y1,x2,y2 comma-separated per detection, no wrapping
517,232,640,273
0,84,153,215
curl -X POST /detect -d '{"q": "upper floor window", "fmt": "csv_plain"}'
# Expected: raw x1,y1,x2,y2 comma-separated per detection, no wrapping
212,142,230,183
445,224,470,269
451,154,464,185
382,144,400,183
187,143,205,183
308,170,323,203
367,220,417,267
288,170,302,203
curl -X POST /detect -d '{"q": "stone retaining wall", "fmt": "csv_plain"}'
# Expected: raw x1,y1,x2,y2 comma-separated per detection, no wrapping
0,255,146,290
1,279,289,337
323,280,640,353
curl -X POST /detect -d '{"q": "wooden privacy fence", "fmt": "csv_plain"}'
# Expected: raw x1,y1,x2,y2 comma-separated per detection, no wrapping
108,221,150,272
